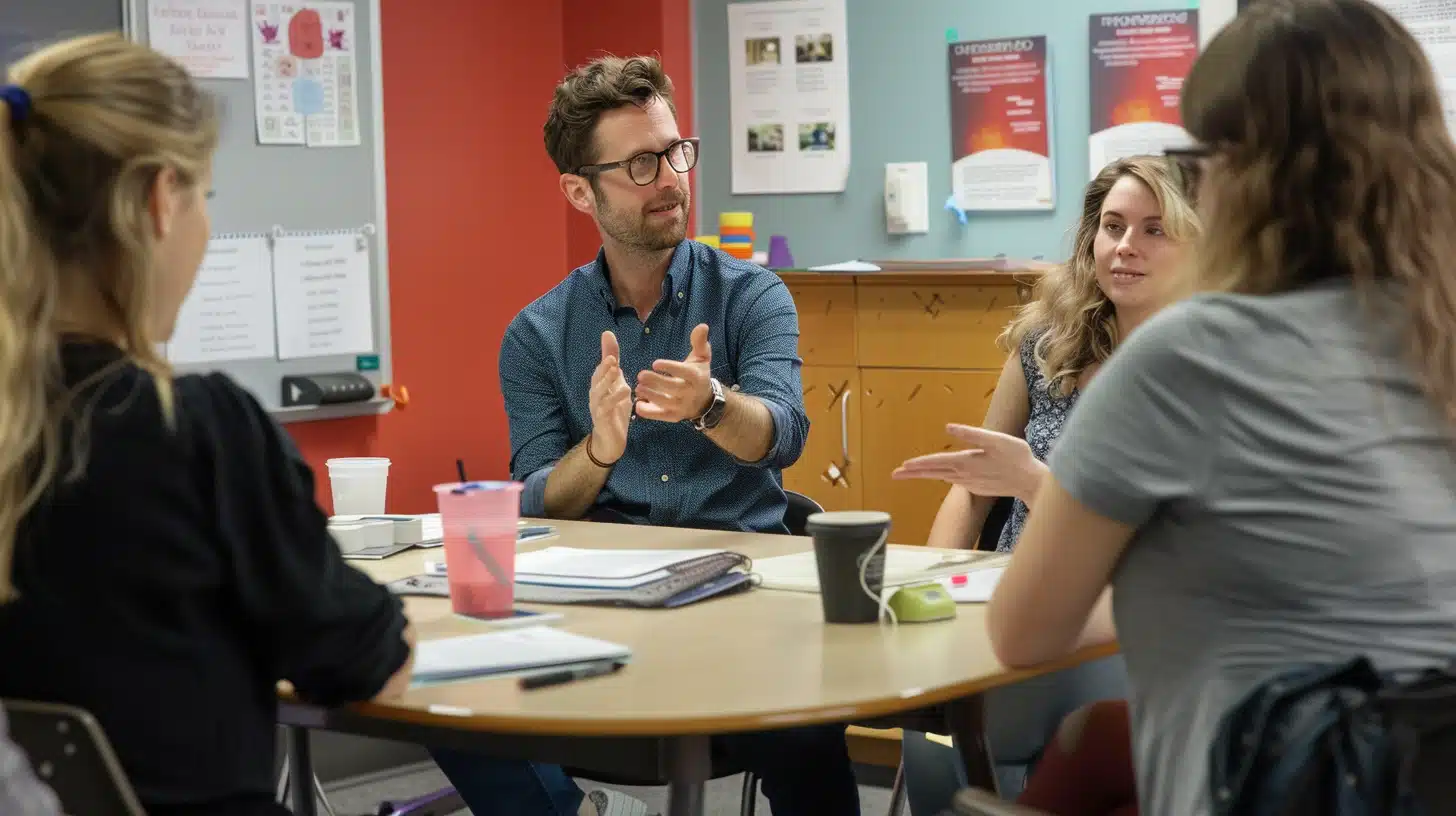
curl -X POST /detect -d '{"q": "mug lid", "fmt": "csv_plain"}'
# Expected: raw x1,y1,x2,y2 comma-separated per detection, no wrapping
805,510,891,527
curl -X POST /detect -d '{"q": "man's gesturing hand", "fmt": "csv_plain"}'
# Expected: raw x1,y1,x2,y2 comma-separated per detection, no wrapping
589,330,632,464
636,323,713,423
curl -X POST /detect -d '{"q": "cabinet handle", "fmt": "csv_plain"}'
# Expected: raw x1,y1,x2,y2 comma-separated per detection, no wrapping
840,388,852,464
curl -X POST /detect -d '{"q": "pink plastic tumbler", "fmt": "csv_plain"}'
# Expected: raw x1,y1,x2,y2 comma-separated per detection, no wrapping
433,481,522,618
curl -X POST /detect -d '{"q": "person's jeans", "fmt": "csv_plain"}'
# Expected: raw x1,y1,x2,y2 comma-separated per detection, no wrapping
429,723,860,816
900,655,1129,816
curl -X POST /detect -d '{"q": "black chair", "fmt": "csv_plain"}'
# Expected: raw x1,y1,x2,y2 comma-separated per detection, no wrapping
3,698,145,816
783,489,824,536
976,496,1014,552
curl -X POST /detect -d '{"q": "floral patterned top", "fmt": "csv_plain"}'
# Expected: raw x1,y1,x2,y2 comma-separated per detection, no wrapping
996,329,1080,552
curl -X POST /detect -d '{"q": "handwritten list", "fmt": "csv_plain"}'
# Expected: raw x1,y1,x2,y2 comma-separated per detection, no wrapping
168,236,276,364
272,233,374,359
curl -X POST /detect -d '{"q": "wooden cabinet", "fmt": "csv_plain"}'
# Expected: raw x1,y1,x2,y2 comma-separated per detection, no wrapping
781,269,1039,546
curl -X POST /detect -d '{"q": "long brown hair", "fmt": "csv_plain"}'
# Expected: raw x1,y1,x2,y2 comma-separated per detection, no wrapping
0,33,217,601
1002,156,1199,396
1184,0,1456,429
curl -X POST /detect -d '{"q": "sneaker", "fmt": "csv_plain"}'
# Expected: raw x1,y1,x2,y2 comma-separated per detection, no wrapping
586,788,651,816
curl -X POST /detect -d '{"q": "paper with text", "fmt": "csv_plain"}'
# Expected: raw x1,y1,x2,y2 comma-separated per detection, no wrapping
272,233,374,359
168,236,276,365
250,1,361,146
728,0,851,194
149,0,250,79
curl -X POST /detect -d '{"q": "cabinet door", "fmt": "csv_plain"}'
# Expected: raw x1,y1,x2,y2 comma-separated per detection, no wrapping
782,365,862,512
858,368,1000,546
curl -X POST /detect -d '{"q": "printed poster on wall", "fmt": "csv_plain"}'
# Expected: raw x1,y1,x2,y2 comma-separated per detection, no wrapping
948,36,1055,212
1367,0,1456,132
148,0,250,80
250,1,361,147
727,0,851,194
1088,10,1199,177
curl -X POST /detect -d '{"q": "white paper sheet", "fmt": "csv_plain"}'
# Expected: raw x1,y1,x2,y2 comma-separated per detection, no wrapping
250,1,360,147
939,567,1006,604
148,0,250,79
1369,1,1456,134
727,0,851,194
167,236,276,364
272,232,374,359
413,627,631,683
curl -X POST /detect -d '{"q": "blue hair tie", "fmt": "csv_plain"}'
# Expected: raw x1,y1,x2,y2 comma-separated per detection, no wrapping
0,85,31,125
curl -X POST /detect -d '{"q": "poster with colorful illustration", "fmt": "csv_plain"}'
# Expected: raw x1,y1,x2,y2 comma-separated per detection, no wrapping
948,36,1055,211
250,1,360,147
1088,10,1198,177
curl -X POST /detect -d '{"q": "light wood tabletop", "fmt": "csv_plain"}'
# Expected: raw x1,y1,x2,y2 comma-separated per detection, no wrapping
342,519,1117,739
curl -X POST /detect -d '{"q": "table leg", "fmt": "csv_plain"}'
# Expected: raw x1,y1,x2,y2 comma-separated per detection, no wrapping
664,735,712,816
286,725,319,816
946,695,999,796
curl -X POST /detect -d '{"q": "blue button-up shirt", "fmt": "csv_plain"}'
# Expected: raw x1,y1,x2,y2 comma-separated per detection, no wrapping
499,240,808,534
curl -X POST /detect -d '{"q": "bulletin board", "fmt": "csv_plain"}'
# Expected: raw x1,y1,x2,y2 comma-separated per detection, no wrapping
4,0,394,423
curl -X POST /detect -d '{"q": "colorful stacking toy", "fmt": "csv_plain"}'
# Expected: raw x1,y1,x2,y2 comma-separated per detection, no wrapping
718,211,754,260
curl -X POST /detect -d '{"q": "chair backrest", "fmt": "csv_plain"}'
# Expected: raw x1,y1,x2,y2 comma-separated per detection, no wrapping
3,699,145,816
976,496,1014,551
783,490,824,537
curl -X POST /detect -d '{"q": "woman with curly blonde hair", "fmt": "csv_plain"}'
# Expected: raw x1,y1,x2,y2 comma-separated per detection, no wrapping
891,155,1198,813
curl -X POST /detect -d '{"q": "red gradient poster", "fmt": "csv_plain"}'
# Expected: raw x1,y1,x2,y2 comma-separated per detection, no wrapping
948,35,1055,211
1088,9,1199,177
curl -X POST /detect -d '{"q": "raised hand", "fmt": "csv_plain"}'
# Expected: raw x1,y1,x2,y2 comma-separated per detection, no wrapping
636,323,713,423
891,424,1046,501
588,330,632,464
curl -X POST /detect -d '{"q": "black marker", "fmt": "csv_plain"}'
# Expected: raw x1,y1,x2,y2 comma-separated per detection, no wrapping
519,660,626,690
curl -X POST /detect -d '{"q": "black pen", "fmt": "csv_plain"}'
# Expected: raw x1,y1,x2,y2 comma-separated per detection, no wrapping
519,660,626,690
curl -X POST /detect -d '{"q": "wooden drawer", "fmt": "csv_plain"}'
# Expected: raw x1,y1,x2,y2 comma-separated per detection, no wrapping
786,280,857,367
782,366,862,513
856,281,1029,370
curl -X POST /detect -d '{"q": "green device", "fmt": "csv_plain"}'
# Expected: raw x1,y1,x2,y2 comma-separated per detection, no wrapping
888,583,958,623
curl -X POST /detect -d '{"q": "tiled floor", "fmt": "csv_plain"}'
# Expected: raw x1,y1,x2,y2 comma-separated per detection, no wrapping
323,762,896,816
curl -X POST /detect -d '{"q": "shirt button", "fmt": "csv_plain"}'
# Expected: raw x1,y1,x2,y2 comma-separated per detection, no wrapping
661,474,670,482
644,326,652,335
677,291,684,299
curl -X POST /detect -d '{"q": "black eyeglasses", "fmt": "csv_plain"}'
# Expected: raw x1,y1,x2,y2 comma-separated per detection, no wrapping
1163,145,1212,199
575,138,700,186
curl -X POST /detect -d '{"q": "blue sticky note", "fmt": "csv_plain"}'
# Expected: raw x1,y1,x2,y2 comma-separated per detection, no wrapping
292,78,325,115
944,194,969,225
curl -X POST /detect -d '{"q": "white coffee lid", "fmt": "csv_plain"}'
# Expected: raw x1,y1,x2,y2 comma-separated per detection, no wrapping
805,510,891,527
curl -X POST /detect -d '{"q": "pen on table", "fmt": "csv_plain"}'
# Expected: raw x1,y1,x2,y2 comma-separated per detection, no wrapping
520,660,627,690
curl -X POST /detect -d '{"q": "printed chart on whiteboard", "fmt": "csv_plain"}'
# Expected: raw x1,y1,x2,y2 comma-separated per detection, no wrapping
948,36,1056,211
168,235,277,365
272,231,375,360
1367,0,1456,132
250,1,361,147
1087,10,1199,178
727,0,851,194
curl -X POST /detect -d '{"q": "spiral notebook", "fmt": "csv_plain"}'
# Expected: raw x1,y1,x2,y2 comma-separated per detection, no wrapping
512,547,753,607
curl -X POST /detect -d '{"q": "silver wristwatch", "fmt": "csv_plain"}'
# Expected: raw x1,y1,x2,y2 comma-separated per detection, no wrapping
692,377,727,430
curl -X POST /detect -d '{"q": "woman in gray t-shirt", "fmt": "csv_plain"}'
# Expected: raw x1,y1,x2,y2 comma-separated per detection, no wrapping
988,2,1456,814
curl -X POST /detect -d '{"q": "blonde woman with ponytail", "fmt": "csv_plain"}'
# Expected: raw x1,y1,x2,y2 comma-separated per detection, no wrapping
0,35,412,816
986,1,1456,813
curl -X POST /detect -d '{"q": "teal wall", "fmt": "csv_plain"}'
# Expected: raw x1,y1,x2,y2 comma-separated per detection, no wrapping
693,0,1200,267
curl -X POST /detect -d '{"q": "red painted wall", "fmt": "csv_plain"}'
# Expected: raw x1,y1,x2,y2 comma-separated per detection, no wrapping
288,0,694,514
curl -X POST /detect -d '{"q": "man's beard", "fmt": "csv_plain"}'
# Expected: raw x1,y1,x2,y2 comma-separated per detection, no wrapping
597,190,690,253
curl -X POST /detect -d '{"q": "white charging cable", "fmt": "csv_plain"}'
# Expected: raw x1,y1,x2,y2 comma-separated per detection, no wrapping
857,526,897,626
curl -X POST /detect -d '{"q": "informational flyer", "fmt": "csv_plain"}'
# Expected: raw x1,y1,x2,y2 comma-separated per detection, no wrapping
250,1,361,147
272,232,375,360
1088,10,1199,177
168,235,277,364
148,0,250,80
948,36,1055,212
727,0,851,194
1368,0,1456,132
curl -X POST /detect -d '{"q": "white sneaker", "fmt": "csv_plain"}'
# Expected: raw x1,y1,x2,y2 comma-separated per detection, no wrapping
586,788,651,816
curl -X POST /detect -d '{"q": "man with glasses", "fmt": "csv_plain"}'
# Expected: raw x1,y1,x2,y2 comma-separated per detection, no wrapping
426,57,860,816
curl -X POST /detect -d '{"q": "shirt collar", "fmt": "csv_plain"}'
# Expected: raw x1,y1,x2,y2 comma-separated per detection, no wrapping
592,240,697,312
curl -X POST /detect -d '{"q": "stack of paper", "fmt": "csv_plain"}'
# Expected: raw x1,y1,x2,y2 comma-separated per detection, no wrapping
753,546,1009,593
514,547,726,588
413,627,630,683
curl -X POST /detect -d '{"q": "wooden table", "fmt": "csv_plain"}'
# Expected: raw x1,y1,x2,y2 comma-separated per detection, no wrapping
279,520,1115,816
